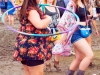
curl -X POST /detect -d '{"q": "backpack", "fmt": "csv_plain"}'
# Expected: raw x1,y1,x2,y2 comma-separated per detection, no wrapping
56,0,66,17
96,0,100,7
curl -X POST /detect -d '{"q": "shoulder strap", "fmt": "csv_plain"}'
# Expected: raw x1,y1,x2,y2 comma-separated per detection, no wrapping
56,0,66,8
84,8,89,26
55,7,58,13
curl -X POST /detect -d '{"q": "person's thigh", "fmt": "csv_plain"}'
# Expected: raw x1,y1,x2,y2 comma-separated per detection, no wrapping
73,38,93,57
74,46,84,61
21,60,44,75
22,64,31,75
86,34,92,46
28,64,44,75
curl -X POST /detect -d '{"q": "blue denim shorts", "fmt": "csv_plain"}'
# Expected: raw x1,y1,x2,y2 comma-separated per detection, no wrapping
71,25,92,44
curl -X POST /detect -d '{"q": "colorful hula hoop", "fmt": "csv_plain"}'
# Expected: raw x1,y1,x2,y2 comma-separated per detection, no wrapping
1,4,79,36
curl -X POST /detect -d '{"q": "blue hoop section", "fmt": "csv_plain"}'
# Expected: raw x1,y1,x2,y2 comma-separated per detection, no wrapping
39,4,50,12
0,0,5,8
2,4,79,36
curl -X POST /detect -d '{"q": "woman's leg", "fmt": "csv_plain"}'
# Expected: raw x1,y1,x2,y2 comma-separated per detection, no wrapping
45,60,52,71
66,46,83,75
52,40,61,71
8,15,14,25
22,64,31,75
86,34,94,66
8,15,11,25
74,38,94,70
67,38,94,75
54,54,61,71
86,34,92,46
10,15,14,25
28,64,44,75
68,46,83,71
54,54,60,62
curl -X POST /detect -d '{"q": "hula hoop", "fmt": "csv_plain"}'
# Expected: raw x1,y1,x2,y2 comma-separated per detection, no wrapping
1,4,79,36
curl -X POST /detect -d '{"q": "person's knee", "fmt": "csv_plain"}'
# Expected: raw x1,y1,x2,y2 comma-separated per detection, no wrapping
89,53,94,60
75,56,83,62
86,52,94,60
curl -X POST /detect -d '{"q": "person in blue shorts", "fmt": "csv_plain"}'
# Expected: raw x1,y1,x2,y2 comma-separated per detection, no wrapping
1,0,8,21
7,0,15,25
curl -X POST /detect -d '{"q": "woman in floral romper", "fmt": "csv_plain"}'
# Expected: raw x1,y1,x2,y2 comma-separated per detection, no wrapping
13,0,53,75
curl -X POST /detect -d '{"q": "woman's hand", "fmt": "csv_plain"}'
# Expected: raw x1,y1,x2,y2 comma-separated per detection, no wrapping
95,30,99,37
54,34,67,45
87,15,93,19
43,15,52,22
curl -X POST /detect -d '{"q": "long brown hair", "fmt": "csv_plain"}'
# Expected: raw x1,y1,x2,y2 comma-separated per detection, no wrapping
81,0,87,7
75,0,87,7
19,0,38,20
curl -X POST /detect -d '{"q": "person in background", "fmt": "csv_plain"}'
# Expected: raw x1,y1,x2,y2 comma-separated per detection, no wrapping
52,0,75,72
85,0,99,67
1,0,8,21
64,0,70,7
43,0,62,72
15,0,22,6
15,0,23,20
7,0,15,25
58,0,94,74
56,0,75,54
94,0,100,20
56,0,70,17
13,0,53,75
56,0,66,17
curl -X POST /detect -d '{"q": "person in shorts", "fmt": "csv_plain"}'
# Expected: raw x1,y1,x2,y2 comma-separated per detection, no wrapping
1,0,8,21
13,0,53,75
7,0,15,25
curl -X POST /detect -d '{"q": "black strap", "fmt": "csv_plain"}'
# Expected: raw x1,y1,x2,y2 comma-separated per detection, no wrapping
84,8,89,26
56,0,66,17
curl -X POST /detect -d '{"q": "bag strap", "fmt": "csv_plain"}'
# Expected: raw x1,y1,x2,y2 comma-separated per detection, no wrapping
84,7,89,27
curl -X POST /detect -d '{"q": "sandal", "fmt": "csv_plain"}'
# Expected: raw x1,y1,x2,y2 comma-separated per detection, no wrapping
54,60,61,72
46,64,52,72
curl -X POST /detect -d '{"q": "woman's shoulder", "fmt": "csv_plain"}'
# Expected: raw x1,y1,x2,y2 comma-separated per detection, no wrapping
27,6,44,19
27,7,39,14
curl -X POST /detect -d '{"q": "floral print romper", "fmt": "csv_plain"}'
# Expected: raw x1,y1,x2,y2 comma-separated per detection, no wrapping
13,7,53,61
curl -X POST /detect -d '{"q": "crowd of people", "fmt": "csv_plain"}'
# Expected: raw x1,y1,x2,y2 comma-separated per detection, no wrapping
0,0,100,75
0,0,23,25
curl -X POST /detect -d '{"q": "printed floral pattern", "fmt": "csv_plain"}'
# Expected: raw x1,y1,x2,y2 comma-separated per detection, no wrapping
57,0,77,56
13,7,53,61
49,13,59,28
58,0,76,28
